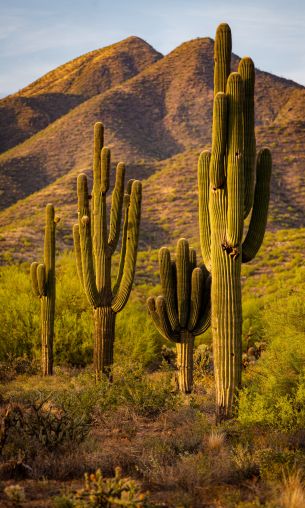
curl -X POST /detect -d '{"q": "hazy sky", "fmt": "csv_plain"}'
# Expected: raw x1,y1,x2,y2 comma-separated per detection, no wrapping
1,0,304,97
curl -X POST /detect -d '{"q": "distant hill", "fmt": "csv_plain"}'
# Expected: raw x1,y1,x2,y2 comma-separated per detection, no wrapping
0,37,162,153
0,35,304,264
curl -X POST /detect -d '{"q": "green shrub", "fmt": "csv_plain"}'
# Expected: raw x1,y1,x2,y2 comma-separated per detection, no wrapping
0,253,164,369
257,448,305,482
238,292,305,431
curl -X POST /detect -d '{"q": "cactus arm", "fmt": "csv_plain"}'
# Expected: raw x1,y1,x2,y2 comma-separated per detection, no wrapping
94,147,110,259
147,296,178,343
94,147,113,301
198,151,212,271
44,204,57,292
92,122,104,191
158,247,180,331
226,73,244,248
156,296,180,342
193,309,211,336
192,274,211,335
77,173,100,307
108,162,125,252
214,23,232,95
92,147,111,295
30,262,41,296
239,57,256,218
92,122,104,236
176,238,191,328
189,248,197,271
112,194,130,296
242,149,272,262
112,180,135,296
37,263,46,296
73,224,84,288
92,122,104,203
187,267,203,331
210,92,227,190
111,180,142,313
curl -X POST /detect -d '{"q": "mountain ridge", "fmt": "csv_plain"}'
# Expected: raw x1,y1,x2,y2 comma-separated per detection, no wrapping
0,36,162,154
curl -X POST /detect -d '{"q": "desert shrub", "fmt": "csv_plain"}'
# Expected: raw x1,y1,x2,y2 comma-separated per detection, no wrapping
0,388,93,460
53,467,149,508
238,291,305,431
24,397,91,451
138,408,209,484
257,448,305,482
0,404,24,455
4,483,26,504
0,264,39,360
115,298,164,369
193,344,213,380
106,363,179,417
0,355,39,382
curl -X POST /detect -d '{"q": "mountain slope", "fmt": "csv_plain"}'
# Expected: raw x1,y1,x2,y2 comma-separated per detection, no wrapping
0,37,303,210
0,37,162,153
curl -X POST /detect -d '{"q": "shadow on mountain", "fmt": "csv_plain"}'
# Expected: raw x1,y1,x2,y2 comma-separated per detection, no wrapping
0,93,85,153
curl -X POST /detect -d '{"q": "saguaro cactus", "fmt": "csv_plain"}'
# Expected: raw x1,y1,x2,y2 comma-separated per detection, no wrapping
30,204,59,376
198,23,272,420
73,122,142,378
147,239,211,393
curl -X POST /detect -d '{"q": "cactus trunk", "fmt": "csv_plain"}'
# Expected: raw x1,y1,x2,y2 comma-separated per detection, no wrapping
176,331,194,394
93,307,116,378
212,244,242,419
41,295,55,376
31,204,58,377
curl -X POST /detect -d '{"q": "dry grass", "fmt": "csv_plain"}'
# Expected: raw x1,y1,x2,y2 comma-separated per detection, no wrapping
275,470,305,508
206,428,226,450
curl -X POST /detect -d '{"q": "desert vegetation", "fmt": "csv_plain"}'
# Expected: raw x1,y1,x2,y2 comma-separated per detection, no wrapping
0,21,305,508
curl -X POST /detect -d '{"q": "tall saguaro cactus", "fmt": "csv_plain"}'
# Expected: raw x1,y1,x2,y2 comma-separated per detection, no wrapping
147,239,211,393
73,122,142,377
198,23,272,420
30,204,59,376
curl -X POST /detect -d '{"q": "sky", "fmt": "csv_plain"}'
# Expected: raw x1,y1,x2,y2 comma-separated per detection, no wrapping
1,0,304,97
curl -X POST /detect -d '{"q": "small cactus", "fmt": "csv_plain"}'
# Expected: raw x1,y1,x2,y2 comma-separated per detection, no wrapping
30,204,59,376
73,122,142,378
147,239,211,393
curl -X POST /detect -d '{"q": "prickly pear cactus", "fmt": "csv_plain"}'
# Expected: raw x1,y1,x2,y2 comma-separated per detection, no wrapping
198,23,272,420
147,239,211,393
73,122,142,378
31,204,59,376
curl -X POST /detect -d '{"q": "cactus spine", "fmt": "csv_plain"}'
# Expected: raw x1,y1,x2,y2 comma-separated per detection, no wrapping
31,204,59,376
147,239,211,393
73,122,142,378
198,23,272,420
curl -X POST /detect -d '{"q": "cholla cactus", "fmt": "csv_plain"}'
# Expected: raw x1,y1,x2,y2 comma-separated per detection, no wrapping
30,204,59,376
73,122,142,378
147,239,211,393
198,23,272,420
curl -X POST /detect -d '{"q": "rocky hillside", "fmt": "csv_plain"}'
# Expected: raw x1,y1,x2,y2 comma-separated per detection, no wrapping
0,37,162,154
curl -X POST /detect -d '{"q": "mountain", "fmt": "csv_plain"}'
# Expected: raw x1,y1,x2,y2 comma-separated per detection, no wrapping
0,36,162,153
0,35,304,264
